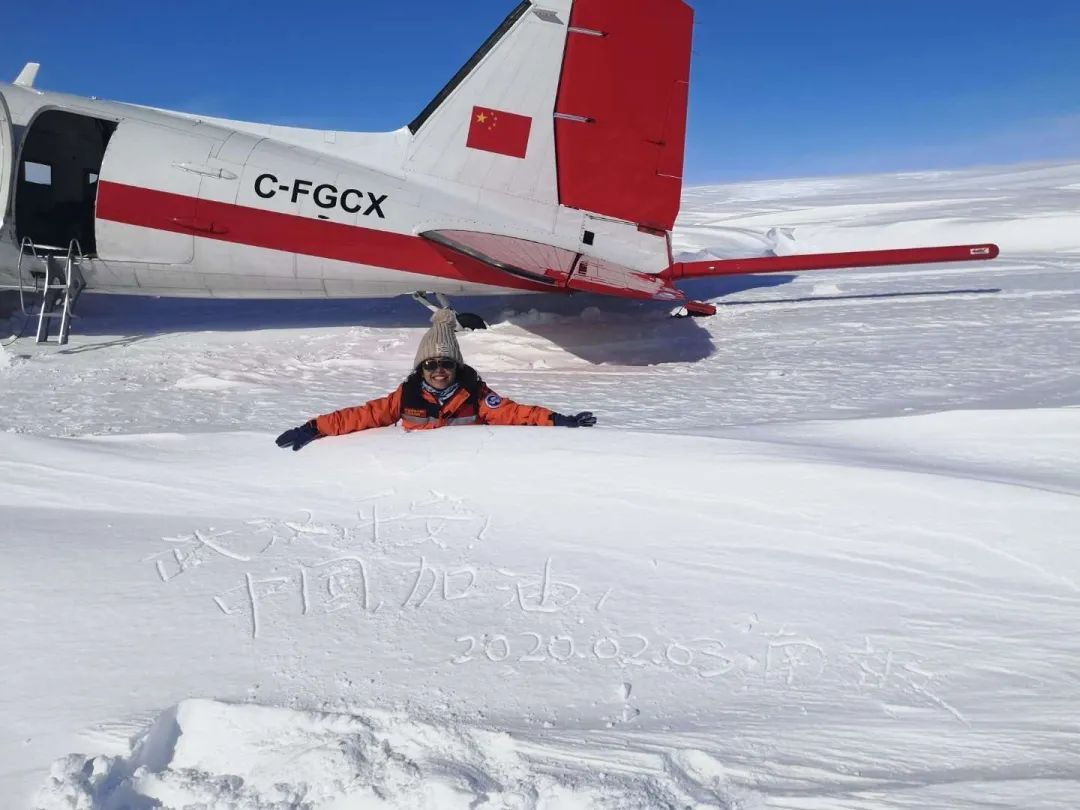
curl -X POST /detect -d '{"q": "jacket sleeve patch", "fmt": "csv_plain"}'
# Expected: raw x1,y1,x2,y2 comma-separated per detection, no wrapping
485,393,504,409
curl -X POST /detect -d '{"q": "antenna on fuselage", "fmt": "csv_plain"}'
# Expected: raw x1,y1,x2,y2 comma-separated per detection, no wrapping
14,63,40,88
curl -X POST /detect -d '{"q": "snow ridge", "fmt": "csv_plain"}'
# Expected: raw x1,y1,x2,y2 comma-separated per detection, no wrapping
36,699,742,809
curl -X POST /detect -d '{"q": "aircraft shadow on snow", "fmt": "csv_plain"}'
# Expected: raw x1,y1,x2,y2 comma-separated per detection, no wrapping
19,275,1000,366
37,275,798,366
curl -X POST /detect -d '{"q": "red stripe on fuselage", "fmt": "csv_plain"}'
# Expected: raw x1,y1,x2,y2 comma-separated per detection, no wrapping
95,181,556,294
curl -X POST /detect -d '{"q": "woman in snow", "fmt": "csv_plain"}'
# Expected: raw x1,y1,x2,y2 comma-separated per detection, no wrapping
275,310,597,451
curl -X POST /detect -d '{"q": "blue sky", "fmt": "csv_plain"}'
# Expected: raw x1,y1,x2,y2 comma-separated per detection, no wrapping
3,1,1078,183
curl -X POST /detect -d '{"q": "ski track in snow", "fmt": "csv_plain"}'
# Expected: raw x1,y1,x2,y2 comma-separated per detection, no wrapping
4,160,1080,809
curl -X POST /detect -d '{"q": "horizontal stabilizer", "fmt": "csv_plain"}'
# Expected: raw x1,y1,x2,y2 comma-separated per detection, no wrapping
567,258,684,302
666,244,1000,280
422,230,686,302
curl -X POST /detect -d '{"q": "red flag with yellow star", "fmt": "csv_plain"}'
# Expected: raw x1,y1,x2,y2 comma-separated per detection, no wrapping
466,106,532,159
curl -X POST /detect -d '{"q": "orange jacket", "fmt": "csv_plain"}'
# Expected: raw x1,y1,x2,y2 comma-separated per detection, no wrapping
315,382,554,435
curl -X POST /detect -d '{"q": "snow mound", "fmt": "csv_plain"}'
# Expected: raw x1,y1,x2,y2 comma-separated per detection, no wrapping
35,699,740,809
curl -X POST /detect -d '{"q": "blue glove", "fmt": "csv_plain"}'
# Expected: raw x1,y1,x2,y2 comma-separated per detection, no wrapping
552,411,597,428
275,420,321,451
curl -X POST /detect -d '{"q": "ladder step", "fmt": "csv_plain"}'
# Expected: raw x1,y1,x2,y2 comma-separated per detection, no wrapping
14,237,87,346
23,243,68,253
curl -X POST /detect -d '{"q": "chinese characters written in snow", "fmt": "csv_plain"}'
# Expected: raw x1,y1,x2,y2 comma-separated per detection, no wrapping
145,494,962,720
148,493,607,640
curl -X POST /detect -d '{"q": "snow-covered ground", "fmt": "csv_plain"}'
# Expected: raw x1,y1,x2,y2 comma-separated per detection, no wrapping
3,160,1079,809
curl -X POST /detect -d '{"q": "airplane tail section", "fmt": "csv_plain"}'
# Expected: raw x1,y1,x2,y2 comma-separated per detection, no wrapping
404,0,694,233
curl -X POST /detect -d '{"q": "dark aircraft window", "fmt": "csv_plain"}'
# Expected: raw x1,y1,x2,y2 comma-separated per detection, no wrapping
24,161,52,185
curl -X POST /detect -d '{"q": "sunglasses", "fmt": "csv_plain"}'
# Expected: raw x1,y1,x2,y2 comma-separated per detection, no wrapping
421,359,458,372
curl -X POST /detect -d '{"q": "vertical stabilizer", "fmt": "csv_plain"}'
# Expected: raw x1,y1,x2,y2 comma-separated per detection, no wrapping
14,63,40,88
403,2,573,206
402,0,695,238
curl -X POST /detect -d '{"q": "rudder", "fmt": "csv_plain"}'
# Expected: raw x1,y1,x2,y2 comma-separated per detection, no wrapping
555,0,693,232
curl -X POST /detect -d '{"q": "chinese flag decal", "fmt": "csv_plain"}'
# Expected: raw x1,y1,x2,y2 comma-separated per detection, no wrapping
466,106,532,159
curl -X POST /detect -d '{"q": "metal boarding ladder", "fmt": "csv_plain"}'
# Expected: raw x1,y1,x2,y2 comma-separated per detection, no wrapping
2,237,88,346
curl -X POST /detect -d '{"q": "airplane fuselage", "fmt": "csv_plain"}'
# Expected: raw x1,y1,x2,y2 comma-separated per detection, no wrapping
0,76,670,302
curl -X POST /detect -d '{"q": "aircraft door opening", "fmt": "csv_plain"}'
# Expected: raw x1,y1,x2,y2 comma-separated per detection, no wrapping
0,92,13,234
14,110,117,254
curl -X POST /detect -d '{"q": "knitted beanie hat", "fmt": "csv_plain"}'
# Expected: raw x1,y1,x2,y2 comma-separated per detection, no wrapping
413,309,464,368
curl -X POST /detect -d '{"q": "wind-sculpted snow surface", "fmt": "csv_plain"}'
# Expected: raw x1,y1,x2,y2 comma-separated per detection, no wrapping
6,420,1080,809
678,161,1080,258
4,160,1080,809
